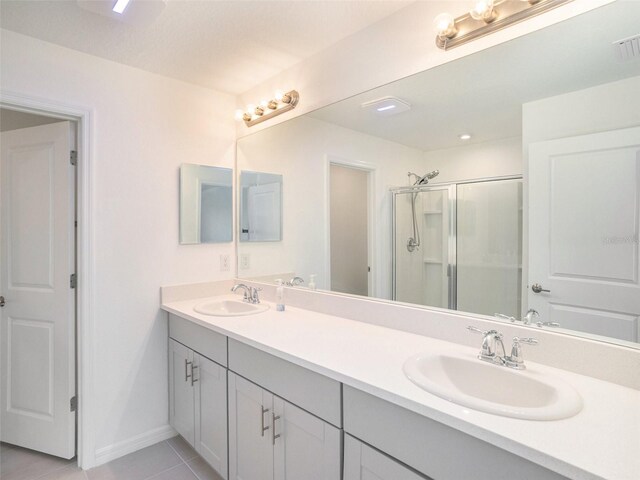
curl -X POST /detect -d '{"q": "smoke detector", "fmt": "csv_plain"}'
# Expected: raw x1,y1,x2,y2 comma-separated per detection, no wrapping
613,34,640,62
361,97,411,117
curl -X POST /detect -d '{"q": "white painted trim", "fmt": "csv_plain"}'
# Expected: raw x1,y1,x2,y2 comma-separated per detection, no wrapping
94,425,177,467
0,91,96,469
324,155,378,296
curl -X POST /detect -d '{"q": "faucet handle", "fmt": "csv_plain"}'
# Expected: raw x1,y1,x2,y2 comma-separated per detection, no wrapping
467,325,487,335
505,336,538,370
494,313,516,322
250,287,262,304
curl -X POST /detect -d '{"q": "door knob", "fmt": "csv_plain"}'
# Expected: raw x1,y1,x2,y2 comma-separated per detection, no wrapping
531,283,550,294
0,296,5,307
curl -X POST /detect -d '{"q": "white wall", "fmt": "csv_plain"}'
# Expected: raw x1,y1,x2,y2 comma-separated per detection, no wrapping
422,136,523,183
237,115,425,299
0,29,236,465
236,0,612,136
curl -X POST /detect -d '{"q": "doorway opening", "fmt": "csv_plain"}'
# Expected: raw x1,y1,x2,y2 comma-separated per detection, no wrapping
0,107,79,462
328,162,373,297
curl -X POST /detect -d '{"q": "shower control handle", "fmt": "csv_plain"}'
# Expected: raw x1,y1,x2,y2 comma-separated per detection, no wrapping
0,296,4,307
531,283,550,294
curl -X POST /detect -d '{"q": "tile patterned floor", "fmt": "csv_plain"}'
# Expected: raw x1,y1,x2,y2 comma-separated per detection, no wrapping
0,437,223,480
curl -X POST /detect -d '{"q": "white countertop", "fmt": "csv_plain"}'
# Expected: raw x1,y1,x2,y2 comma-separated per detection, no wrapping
162,294,640,480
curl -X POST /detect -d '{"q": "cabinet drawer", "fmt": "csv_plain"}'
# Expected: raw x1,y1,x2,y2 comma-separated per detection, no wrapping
228,338,342,427
169,314,227,366
343,386,567,480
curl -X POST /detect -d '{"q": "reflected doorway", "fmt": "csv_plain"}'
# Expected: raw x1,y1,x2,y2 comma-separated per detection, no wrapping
329,163,370,296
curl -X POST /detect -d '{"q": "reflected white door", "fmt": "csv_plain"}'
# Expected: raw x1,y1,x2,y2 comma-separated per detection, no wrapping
0,121,76,458
247,182,281,241
528,126,640,342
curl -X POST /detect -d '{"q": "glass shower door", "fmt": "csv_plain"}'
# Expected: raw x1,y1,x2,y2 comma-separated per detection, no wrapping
393,186,455,309
456,179,523,318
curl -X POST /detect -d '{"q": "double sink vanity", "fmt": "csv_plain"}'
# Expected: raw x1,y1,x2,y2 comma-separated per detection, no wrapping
161,281,640,480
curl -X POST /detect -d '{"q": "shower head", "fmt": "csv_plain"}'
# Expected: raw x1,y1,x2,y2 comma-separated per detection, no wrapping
408,170,440,185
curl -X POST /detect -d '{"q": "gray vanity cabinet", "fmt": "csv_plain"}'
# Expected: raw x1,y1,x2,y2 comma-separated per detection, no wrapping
168,314,229,479
228,367,341,480
344,435,428,480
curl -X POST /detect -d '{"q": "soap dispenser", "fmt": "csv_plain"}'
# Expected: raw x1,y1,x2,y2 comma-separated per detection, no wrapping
308,274,317,290
276,279,285,311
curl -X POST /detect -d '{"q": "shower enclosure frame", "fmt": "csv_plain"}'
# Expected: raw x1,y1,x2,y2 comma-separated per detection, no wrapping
391,174,522,310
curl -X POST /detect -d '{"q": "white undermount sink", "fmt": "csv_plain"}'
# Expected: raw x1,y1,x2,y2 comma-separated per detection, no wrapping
193,299,269,317
403,353,582,420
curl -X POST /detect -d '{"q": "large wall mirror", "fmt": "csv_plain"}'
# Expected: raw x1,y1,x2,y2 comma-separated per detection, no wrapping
237,2,640,348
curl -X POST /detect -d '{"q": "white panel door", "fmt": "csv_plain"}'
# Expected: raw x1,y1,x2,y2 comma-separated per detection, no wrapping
228,372,274,480
194,353,228,479
0,122,76,458
343,435,425,480
528,126,640,341
273,396,340,480
169,339,195,445
247,182,281,241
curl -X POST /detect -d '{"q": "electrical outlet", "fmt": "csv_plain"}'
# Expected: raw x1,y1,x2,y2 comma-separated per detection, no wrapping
240,253,250,270
220,254,230,272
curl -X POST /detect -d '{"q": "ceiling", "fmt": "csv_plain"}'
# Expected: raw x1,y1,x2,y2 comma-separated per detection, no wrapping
0,0,409,95
308,1,640,152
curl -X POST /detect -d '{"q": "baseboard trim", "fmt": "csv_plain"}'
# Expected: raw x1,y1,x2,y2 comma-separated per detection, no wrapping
94,424,176,467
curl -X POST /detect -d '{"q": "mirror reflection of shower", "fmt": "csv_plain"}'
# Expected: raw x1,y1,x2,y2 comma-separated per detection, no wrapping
406,170,439,252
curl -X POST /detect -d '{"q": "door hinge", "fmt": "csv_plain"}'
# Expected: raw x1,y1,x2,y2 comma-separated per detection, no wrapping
70,274,77,289
70,396,77,412
70,150,78,166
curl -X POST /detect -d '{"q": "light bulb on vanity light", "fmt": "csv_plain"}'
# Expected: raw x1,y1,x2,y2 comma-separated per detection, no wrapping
234,109,245,121
433,13,457,39
274,90,284,102
470,0,497,22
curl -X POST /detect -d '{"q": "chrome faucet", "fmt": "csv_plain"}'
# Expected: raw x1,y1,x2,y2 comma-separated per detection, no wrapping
468,326,538,370
231,283,261,304
494,308,545,326
286,276,304,287
467,326,506,365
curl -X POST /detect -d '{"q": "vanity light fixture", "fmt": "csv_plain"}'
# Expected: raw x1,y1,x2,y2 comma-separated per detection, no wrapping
112,0,131,14
434,0,573,50
236,90,300,127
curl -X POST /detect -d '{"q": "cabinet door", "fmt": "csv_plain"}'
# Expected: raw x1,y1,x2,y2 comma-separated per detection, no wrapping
273,397,341,480
228,373,274,480
195,353,228,479
169,339,195,445
344,435,427,480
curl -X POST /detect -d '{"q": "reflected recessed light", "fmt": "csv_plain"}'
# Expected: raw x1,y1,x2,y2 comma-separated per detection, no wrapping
459,134,472,140
377,105,397,112
112,0,131,14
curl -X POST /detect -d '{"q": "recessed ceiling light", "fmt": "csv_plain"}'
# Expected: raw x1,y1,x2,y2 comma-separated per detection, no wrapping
459,133,472,140
112,0,131,14
361,97,411,117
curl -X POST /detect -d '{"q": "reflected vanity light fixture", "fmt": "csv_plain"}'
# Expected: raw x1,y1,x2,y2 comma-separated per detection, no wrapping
235,90,300,127
434,0,573,50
